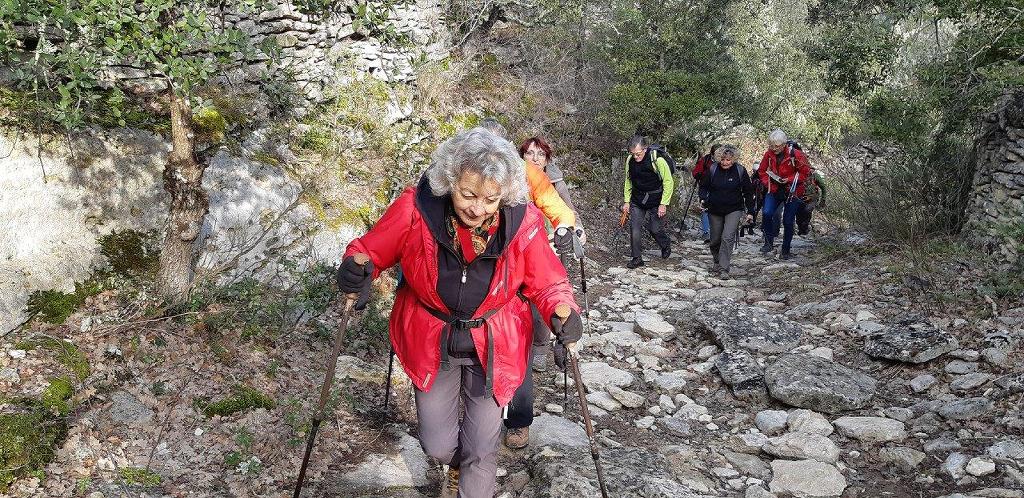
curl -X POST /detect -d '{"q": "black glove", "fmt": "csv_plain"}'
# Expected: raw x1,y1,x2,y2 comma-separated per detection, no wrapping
550,309,583,371
554,227,574,258
336,256,374,310
553,342,568,371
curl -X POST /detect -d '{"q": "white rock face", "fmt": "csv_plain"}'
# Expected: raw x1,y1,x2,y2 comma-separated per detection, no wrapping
769,459,847,497
0,130,167,333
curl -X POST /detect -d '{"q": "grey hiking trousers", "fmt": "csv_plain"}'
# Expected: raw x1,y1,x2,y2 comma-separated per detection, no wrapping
414,362,502,498
709,210,744,271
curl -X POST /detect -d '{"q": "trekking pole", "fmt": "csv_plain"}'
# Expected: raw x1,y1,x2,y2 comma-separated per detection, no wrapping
383,347,395,414
553,305,609,498
293,254,369,498
679,177,698,232
564,231,590,407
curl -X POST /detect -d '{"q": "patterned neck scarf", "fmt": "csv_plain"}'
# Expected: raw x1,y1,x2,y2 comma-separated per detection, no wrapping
447,208,499,261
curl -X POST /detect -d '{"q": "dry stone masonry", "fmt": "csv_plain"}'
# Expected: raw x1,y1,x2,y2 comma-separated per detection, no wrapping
966,89,1024,267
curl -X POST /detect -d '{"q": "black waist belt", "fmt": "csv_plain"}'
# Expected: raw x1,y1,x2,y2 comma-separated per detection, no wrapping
426,307,500,396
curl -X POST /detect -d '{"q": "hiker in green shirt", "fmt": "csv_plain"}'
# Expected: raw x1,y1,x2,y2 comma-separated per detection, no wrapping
622,135,674,268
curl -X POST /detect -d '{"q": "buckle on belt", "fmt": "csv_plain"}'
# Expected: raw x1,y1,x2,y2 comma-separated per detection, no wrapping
452,318,484,330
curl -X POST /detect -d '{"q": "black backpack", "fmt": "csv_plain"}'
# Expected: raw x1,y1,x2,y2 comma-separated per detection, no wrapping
648,144,677,175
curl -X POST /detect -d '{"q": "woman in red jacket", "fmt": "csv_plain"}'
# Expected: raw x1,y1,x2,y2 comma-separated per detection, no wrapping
337,127,582,497
756,129,811,259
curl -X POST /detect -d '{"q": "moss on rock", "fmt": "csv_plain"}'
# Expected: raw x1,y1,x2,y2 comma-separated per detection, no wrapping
197,385,276,418
40,377,74,416
15,336,90,382
119,467,162,486
0,400,69,492
25,281,103,325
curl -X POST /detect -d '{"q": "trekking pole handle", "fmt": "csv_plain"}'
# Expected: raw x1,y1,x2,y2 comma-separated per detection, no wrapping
553,304,577,352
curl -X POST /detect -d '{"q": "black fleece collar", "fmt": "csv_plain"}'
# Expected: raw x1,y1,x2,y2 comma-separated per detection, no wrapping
413,174,526,258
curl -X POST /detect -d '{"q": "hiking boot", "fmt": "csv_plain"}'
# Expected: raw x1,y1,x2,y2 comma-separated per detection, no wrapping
504,427,530,449
626,258,644,269
531,350,548,372
759,242,773,254
720,269,731,279
661,246,671,259
711,263,721,275
780,251,793,260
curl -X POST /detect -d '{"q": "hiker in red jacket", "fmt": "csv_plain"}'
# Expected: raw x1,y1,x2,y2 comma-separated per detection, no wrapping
337,127,581,497
756,129,811,259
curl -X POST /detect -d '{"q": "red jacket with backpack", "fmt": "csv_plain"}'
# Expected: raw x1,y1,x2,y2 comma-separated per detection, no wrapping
757,144,812,198
343,179,578,407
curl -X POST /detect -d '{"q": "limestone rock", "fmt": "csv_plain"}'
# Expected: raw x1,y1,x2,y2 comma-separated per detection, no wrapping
878,447,926,471
987,440,1024,461
769,459,847,497
833,416,907,443
943,452,970,479
937,397,995,420
716,350,765,397
951,373,994,391
966,457,997,476
695,299,803,354
529,414,588,449
755,410,790,436
863,324,958,363
653,371,688,393
634,311,676,339
340,432,429,488
763,433,841,464
787,409,834,436
579,361,635,391
764,354,877,413
607,386,645,409
587,391,623,412
910,374,938,393
723,450,771,479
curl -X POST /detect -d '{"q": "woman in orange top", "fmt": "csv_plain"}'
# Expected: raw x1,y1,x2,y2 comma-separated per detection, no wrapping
480,118,578,255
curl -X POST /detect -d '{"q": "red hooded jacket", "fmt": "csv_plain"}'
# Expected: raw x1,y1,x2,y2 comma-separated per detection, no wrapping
344,181,578,407
757,145,812,198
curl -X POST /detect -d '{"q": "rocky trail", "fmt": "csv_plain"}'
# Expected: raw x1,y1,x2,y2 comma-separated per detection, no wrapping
2,224,1023,498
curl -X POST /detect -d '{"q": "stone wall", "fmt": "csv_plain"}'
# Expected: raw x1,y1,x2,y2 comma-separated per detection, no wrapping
965,89,1024,267
103,0,450,113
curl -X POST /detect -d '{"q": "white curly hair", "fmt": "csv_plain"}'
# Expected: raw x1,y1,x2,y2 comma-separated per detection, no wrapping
426,127,528,206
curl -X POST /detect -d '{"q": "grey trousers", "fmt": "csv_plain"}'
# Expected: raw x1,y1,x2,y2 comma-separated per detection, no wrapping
414,363,502,498
629,203,671,260
709,210,744,271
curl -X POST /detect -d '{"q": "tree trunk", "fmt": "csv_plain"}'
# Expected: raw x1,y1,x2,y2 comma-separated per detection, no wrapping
156,93,209,300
